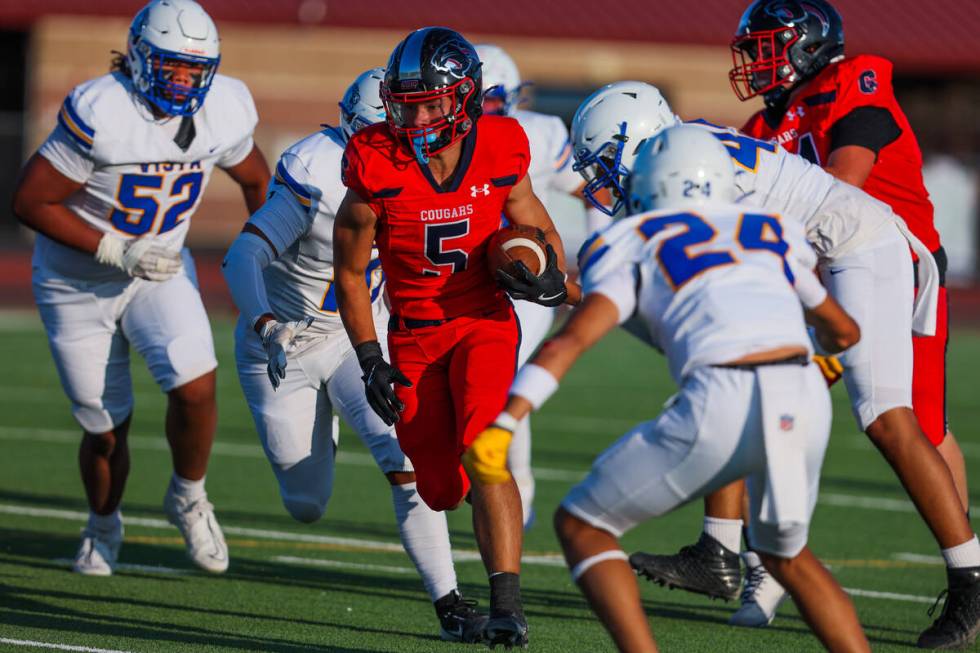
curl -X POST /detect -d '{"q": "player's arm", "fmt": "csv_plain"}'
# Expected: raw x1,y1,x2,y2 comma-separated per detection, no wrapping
463,291,621,484
823,106,902,189
333,188,410,425
222,144,271,215
12,153,100,254
806,296,860,354
501,173,582,305
12,153,180,280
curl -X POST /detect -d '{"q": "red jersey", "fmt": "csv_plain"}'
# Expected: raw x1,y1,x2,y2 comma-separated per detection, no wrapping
742,55,940,251
342,116,530,320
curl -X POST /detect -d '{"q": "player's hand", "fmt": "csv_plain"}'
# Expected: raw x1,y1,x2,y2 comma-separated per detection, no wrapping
462,424,515,485
495,244,568,307
355,341,412,426
95,233,183,281
260,316,315,390
813,354,844,387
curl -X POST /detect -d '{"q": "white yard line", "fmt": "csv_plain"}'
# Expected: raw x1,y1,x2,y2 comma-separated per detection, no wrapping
272,555,415,575
893,552,945,565
0,638,134,653
50,558,187,575
843,587,937,604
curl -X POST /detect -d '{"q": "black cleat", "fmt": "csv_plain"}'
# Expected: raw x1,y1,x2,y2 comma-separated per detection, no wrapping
484,610,529,649
917,566,980,649
435,590,488,644
629,533,741,601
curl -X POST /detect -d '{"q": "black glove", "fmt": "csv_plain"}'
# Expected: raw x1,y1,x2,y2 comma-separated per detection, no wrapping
355,341,412,426
495,243,568,307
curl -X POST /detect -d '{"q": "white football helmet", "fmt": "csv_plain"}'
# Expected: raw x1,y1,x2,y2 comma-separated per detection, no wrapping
571,81,678,216
475,44,523,116
126,0,220,116
628,125,737,214
339,67,386,141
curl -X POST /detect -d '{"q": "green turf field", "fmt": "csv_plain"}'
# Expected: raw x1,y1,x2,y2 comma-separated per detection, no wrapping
0,310,977,652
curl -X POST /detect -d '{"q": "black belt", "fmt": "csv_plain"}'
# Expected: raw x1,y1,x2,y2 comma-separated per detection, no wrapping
713,353,809,371
388,314,457,331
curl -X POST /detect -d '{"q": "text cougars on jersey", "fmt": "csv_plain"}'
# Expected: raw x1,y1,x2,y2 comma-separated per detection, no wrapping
420,204,474,221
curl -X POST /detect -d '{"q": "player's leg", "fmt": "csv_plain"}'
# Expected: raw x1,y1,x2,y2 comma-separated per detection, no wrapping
124,263,227,573
509,300,555,527
33,270,134,575
559,365,758,652
824,238,974,547
451,307,526,646
327,339,486,642
938,431,969,513
235,318,335,523
554,509,657,653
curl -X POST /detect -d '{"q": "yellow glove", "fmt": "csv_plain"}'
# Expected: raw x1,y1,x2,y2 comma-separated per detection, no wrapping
462,426,514,485
813,354,844,387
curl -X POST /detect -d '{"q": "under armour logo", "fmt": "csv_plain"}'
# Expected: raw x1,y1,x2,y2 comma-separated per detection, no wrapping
470,184,490,197
786,106,805,121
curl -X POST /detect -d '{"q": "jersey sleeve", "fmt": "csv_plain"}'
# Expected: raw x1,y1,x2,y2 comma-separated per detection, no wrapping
506,119,532,185
578,223,642,323
38,90,98,183
827,57,903,156
273,152,319,218
247,178,314,257
547,116,582,194
782,218,827,309
341,138,372,203
215,78,259,169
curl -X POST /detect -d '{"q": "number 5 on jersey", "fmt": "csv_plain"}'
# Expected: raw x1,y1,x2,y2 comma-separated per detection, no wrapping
110,172,203,236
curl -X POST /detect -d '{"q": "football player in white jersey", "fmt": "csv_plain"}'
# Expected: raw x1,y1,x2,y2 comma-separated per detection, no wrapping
572,82,980,631
475,43,611,528
11,0,270,576
463,125,868,653
221,68,487,644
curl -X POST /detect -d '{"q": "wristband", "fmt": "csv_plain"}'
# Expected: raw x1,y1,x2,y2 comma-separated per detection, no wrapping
355,341,383,370
509,363,560,410
492,411,519,432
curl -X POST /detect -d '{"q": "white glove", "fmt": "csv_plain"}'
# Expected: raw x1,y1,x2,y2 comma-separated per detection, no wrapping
95,233,183,281
259,316,316,390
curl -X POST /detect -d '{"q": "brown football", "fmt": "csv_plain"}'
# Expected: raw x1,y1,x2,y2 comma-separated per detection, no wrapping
487,224,549,279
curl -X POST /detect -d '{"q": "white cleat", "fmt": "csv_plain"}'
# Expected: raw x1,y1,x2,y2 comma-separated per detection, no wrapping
729,552,789,627
163,483,229,573
72,526,122,576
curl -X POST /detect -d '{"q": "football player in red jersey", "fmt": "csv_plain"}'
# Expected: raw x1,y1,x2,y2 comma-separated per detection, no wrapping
729,0,979,647
333,27,578,648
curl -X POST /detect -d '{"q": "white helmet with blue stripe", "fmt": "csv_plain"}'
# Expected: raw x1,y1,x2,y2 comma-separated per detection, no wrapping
338,68,387,142
474,44,523,116
571,81,678,216
126,0,220,117
628,124,737,214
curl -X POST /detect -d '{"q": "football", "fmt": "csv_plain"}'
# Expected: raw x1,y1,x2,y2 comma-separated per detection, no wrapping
487,224,549,279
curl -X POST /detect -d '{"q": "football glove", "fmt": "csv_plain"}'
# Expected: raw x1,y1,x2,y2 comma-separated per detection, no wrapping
495,243,568,307
95,233,183,282
356,341,412,426
462,424,515,485
813,354,844,387
260,316,315,390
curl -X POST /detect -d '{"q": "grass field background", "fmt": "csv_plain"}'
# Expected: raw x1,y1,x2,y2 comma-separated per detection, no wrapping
1,310,978,652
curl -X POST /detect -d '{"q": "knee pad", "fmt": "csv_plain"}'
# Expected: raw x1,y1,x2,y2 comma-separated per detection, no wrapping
282,496,327,524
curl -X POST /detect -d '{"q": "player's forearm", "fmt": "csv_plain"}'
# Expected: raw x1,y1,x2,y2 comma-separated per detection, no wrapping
806,297,861,353
335,271,379,347
222,231,276,331
240,182,268,216
11,200,103,255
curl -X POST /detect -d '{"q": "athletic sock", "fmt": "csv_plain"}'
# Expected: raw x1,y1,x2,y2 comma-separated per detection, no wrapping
88,509,122,534
391,482,458,601
703,516,743,553
489,571,522,615
508,417,535,526
942,535,980,569
171,473,207,503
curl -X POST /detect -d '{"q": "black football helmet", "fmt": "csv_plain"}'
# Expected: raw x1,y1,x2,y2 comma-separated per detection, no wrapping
381,27,482,163
729,0,844,107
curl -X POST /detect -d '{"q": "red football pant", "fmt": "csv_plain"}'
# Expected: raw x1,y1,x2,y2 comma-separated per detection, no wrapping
389,304,520,511
912,286,949,446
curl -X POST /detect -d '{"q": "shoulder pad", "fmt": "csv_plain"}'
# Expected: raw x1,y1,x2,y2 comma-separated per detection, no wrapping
57,74,124,152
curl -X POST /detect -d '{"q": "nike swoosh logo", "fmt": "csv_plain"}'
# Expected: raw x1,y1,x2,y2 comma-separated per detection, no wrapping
537,292,564,302
828,268,845,275
208,146,218,153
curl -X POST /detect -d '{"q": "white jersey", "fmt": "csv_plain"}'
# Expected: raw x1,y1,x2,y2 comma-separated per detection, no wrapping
579,202,826,383
514,109,582,203
36,71,257,281
686,119,892,259
249,127,384,336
